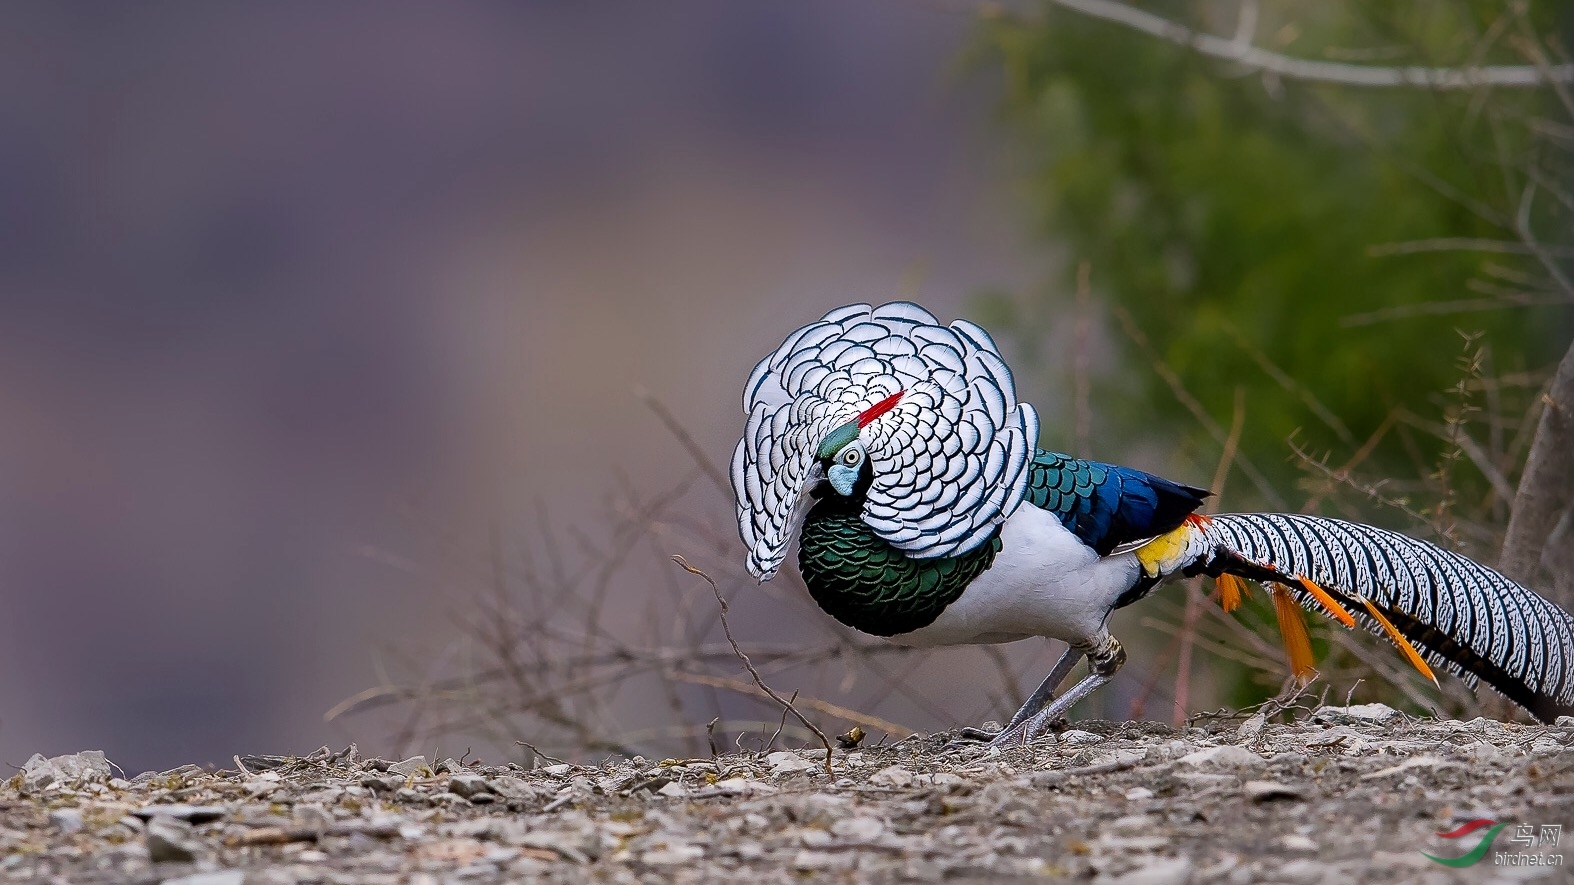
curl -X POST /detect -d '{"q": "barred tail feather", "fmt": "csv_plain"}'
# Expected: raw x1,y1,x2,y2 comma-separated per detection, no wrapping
1187,513,1574,723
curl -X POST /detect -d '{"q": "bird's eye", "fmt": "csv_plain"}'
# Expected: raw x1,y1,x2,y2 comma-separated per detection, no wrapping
842,448,861,466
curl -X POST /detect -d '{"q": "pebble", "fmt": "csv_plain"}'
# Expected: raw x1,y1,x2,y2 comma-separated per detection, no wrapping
766,751,817,776
447,774,491,798
831,816,884,841
1060,730,1104,746
870,765,916,788
145,816,202,863
1312,703,1400,725
387,756,431,777
1243,780,1303,802
132,804,228,823
162,872,247,885
1178,745,1264,769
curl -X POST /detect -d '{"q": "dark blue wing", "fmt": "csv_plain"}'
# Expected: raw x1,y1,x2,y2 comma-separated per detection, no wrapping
1024,450,1210,556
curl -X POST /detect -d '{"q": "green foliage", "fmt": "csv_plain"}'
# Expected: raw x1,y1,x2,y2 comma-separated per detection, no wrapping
972,2,1572,514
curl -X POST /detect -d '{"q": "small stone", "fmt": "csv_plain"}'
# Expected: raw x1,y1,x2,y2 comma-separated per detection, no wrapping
1243,780,1303,802
145,816,202,863
656,781,689,798
1280,834,1319,852
540,763,573,777
831,817,884,841
161,873,246,885
641,843,703,864
766,751,816,776
799,829,833,847
488,777,538,801
1101,856,1192,884
1555,715,1574,727
447,773,490,798
1124,787,1155,801
387,756,430,777
1178,745,1264,769
1273,858,1334,883
132,804,228,824
792,849,843,871
48,808,84,833
870,765,915,788
1060,729,1103,746
1312,703,1400,725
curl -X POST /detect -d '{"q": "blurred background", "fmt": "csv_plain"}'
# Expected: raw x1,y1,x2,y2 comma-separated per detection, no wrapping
2,1,1570,774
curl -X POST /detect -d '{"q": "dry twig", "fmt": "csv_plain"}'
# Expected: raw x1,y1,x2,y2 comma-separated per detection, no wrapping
671,555,837,775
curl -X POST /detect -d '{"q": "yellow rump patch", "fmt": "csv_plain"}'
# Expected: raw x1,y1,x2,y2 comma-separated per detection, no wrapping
1133,521,1198,578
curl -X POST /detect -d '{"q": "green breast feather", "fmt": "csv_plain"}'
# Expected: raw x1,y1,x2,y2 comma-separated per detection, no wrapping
797,498,1002,637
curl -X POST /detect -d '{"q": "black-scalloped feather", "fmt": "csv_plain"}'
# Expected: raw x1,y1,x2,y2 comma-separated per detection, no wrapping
1186,512,1574,723
797,493,1001,637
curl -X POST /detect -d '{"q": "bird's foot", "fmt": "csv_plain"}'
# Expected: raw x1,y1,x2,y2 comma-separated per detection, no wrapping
939,725,1001,753
987,715,1066,749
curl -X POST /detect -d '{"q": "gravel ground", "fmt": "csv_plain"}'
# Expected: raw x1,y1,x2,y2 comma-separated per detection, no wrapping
4,705,1572,884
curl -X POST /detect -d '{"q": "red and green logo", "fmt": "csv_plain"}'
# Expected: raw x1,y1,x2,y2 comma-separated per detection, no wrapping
1422,819,1506,867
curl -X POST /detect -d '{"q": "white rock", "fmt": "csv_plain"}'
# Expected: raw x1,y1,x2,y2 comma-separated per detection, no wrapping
656,781,689,798
1125,787,1155,801
831,816,884,841
387,756,430,777
1280,834,1319,852
446,773,489,798
1097,856,1192,885
1243,780,1303,802
145,817,201,863
869,765,915,788
766,751,816,775
1312,703,1400,725
540,763,573,777
641,843,703,864
161,873,246,885
1060,730,1104,746
1178,745,1264,769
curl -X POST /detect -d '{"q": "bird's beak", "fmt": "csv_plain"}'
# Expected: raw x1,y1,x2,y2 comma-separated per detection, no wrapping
746,462,824,582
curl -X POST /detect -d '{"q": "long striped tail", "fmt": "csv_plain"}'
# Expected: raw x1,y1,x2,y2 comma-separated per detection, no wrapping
1139,513,1574,723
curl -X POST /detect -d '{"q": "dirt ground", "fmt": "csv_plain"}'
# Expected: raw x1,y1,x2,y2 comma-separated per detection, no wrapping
3,704,1572,884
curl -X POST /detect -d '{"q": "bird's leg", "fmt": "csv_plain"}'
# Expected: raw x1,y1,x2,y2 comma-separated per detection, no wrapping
948,643,1084,744
1004,643,1085,731
990,632,1126,747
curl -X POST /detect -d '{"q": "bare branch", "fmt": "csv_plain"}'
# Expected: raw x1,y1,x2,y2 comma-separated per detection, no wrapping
1046,0,1574,88
671,555,837,774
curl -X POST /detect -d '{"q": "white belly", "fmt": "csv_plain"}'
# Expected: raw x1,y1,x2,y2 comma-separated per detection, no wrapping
889,505,1140,648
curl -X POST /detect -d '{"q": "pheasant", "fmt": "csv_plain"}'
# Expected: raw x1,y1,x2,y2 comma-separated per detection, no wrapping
731,302,1574,743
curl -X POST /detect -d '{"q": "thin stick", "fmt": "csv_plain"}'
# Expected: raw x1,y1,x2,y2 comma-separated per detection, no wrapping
635,387,732,495
671,555,836,775
515,740,567,768
1044,0,1574,88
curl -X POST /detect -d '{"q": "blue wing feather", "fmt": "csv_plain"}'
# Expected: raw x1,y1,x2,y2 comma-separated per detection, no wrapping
1024,450,1210,555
